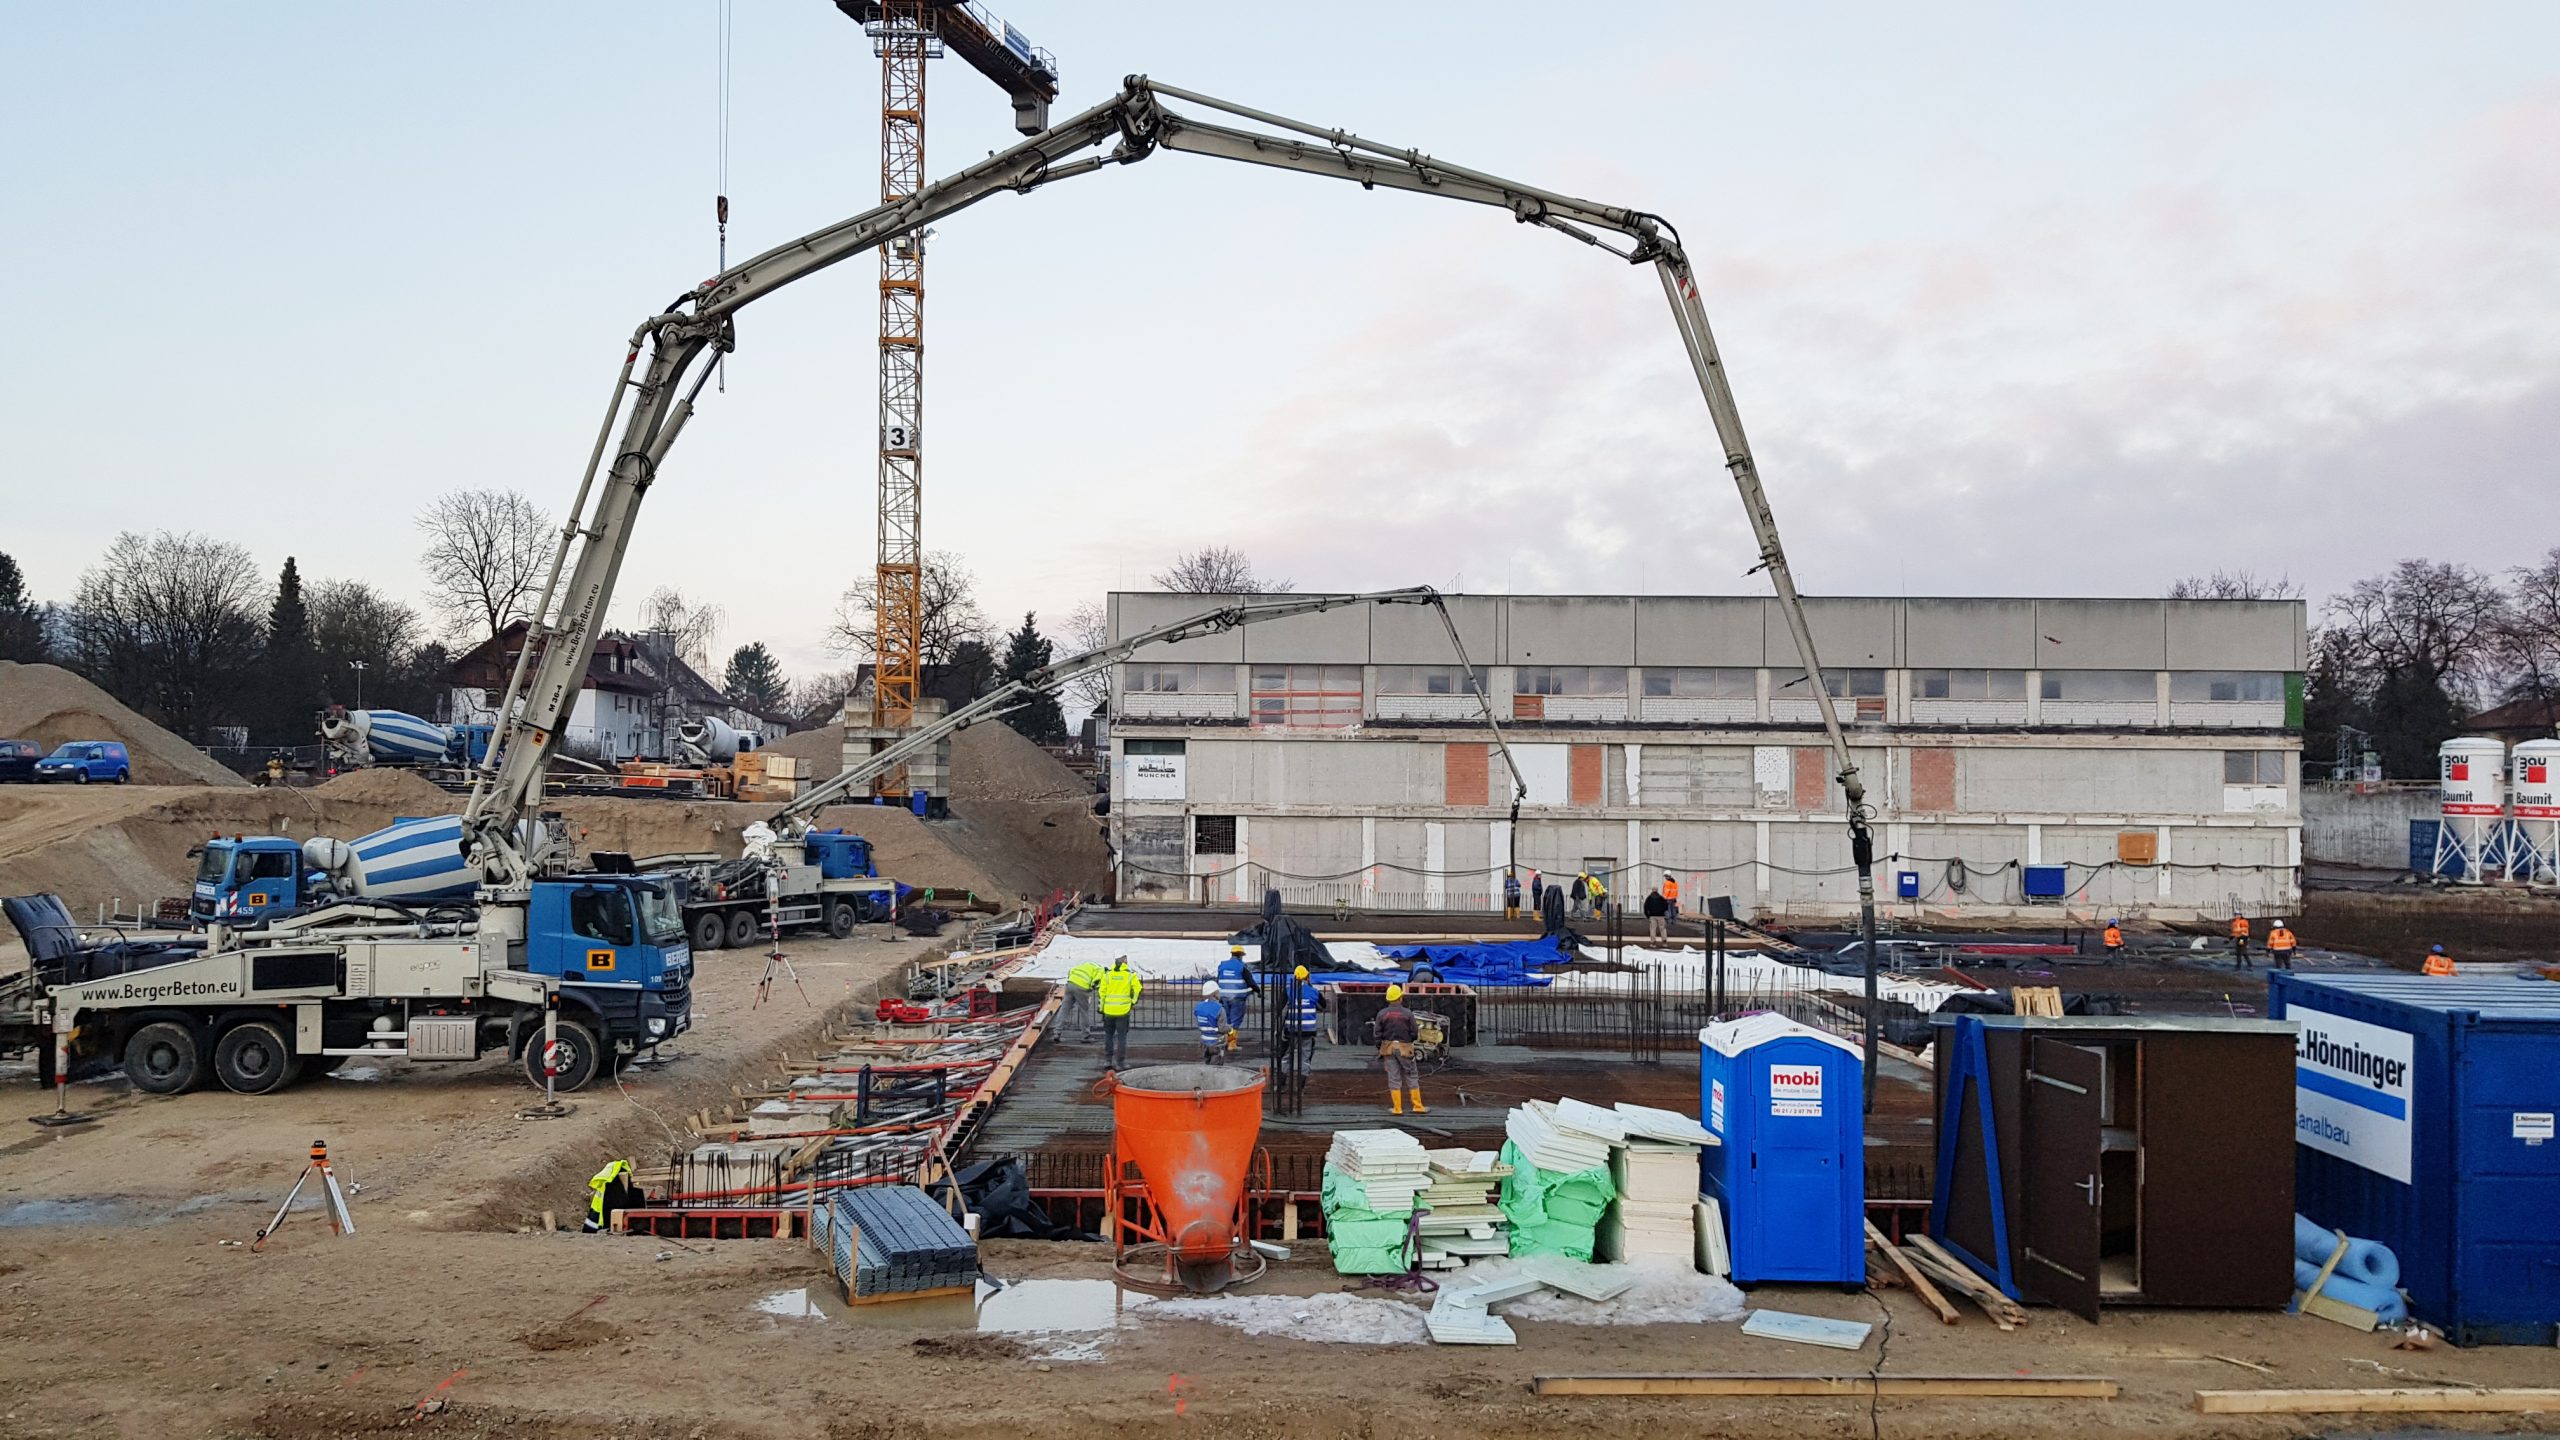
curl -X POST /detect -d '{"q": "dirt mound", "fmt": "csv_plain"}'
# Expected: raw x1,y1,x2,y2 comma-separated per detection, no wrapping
763,724,844,783
310,766,456,809
0,661,250,787
950,721,1091,802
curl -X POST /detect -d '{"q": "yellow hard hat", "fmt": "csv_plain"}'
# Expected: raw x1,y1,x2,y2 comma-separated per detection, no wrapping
1385,984,1404,1002
1293,965,1310,981
1229,942,1244,954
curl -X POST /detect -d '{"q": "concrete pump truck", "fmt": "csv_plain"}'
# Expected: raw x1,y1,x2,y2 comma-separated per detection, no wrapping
6,75,1886,1107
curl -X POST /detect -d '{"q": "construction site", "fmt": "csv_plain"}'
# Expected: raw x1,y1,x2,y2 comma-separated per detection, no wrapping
6,5,2560,1440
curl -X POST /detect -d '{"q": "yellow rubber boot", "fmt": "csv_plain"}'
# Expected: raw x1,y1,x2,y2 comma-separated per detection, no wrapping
1408,1088,1428,1115
1389,1090,1404,1115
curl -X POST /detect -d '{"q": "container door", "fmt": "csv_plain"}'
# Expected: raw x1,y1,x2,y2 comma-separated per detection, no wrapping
2022,1038,2105,1321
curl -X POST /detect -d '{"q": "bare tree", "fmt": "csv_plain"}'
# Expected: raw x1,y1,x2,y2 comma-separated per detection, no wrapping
1151,545,1294,595
2324,559,2509,777
791,669,863,725
416,489,553,643
828,550,990,664
638,586,722,671
1061,599,1112,714
2493,546,2560,703
2167,569,2302,601
67,530,266,737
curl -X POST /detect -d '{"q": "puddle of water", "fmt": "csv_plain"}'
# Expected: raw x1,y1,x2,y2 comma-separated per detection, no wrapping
0,1191,256,1229
750,1276,1159,1351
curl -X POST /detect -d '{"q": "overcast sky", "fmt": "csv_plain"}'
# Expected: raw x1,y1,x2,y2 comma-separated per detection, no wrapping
8,2,2556,682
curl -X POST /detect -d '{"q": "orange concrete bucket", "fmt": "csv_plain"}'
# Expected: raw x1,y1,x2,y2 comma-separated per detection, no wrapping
1109,1063,1266,1292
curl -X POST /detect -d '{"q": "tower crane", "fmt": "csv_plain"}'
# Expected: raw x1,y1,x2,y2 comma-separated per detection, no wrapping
834,2,1059,785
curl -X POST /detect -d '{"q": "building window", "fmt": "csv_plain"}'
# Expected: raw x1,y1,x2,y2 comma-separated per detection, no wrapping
2041,670,2155,701
1250,664,1362,726
1193,814,1237,855
1515,665,1627,697
1774,668,1887,699
2224,750,2285,785
2172,671,2280,703
1641,667,1755,699
1377,665,1468,695
1915,668,2027,700
1129,663,1230,694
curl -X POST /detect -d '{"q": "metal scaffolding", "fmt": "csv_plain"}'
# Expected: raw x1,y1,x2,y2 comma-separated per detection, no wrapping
868,1,936,748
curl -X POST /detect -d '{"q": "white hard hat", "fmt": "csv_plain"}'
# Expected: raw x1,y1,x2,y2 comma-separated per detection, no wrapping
1202,981,1219,998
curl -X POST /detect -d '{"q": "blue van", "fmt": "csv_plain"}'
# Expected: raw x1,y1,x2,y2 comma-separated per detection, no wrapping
34,741,131,784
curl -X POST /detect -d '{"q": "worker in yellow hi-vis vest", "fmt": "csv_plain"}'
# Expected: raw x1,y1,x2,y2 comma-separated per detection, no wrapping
1096,957,1142,1073
585,1158,637,1232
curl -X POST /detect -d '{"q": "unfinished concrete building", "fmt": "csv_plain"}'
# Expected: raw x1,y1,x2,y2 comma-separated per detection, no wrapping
1101,594,2306,921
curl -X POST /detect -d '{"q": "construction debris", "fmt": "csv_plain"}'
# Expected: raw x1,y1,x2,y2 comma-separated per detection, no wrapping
1740,1309,1874,1350
1415,1148,1512,1266
1535,1373,2122,1399
1322,1129,1431,1275
2193,1388,2560,1415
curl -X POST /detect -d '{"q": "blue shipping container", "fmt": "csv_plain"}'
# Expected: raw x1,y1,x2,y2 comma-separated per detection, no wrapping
1698,1016,1865,1284
2266,973,2560,1345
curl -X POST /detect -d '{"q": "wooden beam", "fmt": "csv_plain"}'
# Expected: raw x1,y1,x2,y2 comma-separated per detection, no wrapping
1866,1221,1960,1325
1535,1374,2118,1399
2194,1389,2560,1416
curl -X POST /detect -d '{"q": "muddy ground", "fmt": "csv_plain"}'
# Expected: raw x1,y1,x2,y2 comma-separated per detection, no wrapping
7,938,2555,1440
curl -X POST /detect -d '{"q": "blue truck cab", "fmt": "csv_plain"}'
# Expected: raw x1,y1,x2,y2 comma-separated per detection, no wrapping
34,741,130,784
803,828,878,879
190,836,312,923
526,873,694,1050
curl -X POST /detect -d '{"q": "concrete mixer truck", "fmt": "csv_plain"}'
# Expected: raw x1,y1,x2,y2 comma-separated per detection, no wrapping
188,815,478,924
318,706,494,782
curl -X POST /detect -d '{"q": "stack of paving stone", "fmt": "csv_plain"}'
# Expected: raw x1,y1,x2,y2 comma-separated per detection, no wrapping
1414,1148,1512,1268
820,1184,980,1301
1322,1129,1432,1275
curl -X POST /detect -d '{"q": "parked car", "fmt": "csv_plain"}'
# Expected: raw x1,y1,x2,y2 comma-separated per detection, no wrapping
33,741,131,784
0,740,41,782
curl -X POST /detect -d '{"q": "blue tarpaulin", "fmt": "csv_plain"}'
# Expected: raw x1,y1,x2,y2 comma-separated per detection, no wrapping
1375,937,1572,987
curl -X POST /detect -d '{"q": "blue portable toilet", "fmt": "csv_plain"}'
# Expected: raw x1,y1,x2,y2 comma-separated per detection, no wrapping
1699,1015,1866,1283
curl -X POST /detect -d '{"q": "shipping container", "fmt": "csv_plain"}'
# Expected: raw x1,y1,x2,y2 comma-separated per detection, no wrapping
2266,973,2560,1346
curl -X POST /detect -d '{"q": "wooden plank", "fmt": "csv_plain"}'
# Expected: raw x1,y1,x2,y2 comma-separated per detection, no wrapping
1866,1221,1960,1325
847,1282,976,1307
1535,1374,2118,1399
2194,1389,2560,1416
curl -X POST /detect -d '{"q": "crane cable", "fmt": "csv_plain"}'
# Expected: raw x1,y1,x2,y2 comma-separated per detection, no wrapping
714,0,735,391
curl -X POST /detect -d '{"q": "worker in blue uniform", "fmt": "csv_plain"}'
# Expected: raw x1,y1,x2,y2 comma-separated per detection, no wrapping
1193,982,1233,1064
1285,964,1327,1070
1215,942,1258,1031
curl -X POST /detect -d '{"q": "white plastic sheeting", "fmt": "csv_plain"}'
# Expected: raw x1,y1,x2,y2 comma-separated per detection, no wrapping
1002,934,1395,981
1444,1255,1748,1326
1553,944,1971,1013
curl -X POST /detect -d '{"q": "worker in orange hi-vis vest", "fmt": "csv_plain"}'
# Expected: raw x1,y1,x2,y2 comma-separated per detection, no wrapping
2102,919,2124,963
1661,873,1682,923
2423,944,2456,977
2265,919,2297,969
2229,913,2252,970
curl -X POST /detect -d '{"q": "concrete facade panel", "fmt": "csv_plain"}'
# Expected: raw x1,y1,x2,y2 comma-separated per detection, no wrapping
1508,596,1636,665
2037,826,2157,911
2034,599,2167,669
1905,599,2038,667
1371,595,1502,664
1632,597,1766,665
1111,592,1248,660
2165,600,2304,670
1956,746,2227,815
1901,824,2031,899
1766,598,1900,669
1238,599,1375,663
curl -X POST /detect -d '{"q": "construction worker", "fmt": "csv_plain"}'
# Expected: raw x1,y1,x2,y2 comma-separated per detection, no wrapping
1568,872,1590,919
1587,870,1610,920
1661,872,1681,922
2102,918,2124,964
2423,944,2456,977
1194,982,1232,1065
1215,943,1257,1030
1642,885,1670,942
1376,983,1425,1115
2266,919,2298,968
1064,958,1104,1042
584,1158,638,1232
2229,913,2253,970
1096,956,1142,1072
1527,869,1545,914
1502,869,1521,920
1285,964,1326,1070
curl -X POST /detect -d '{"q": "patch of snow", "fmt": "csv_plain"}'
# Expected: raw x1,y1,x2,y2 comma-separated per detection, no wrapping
1149,1291,1429,1345
1447,1256,1746,1326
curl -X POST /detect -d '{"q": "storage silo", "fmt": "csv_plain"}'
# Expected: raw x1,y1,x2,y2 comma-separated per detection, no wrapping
2432,737,2507,883
2508,738,2560,885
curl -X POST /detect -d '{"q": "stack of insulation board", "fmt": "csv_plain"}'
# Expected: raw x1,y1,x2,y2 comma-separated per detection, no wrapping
816,1184,979,1301
1322,1129,1431,1275
1415,1148,1513,1267
1497,1100,1620,1261
1600,1101,1714,1263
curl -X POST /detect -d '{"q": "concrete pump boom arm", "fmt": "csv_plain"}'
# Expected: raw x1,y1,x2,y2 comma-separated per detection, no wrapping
460,75,1866,930
765,586,1528,833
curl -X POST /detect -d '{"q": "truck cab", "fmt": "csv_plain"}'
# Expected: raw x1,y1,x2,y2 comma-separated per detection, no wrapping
190,837,313,923
526,873,694,1051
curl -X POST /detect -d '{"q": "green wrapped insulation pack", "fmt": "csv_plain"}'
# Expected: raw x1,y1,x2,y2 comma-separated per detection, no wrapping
1497,1139,1617,1261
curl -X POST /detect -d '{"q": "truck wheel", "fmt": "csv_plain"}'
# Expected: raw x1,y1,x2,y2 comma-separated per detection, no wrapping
826,901,857,939
125,1021,205,1094
690,909,727,951
214,1019,303,1095
523,1017,603,1092
74,770,90,785
726,910,762,949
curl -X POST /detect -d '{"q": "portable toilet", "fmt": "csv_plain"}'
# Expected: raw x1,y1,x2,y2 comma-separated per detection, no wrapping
1699,1015,1866,1283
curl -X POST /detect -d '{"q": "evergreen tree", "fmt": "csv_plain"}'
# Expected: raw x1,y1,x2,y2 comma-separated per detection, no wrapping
723,641,790,713
997,612,1067,743
945,636,998,704
0,552,47,663
263,557,323,740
